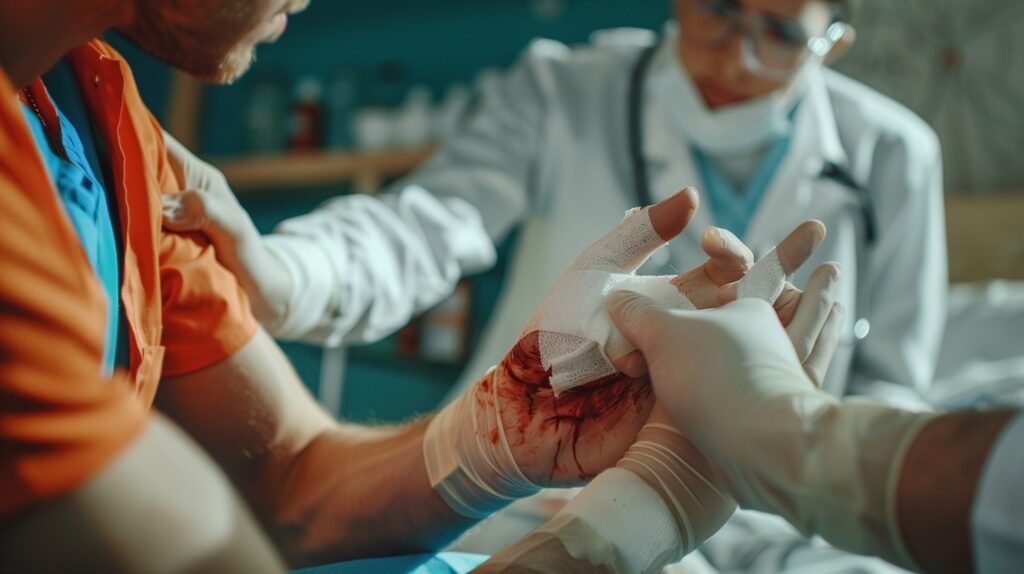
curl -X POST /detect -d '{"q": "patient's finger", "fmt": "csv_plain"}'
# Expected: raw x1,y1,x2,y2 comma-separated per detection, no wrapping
649,187,700,241
803,303,846,387
670,226,753,308
786,263,840,358
577,188,699,273
775,220,826,275
699,227,753,285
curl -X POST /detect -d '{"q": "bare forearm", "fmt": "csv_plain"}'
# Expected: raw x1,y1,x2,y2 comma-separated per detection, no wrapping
251,418,475,567
896,409,1018,574
0,416,284,573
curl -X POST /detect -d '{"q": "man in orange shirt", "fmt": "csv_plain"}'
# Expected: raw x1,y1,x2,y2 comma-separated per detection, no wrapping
0,1,769,572
0,0,495,570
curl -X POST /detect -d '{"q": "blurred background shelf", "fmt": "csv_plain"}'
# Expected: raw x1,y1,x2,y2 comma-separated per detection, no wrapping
214,146,435,193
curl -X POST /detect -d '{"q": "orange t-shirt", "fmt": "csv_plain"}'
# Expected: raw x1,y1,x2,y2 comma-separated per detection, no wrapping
0,40,257,521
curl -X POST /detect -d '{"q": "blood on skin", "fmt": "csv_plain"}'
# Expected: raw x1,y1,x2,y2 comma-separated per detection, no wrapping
481,331,652,480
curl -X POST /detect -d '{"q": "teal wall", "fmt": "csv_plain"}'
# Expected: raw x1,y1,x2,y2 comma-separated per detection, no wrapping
113,1,671,422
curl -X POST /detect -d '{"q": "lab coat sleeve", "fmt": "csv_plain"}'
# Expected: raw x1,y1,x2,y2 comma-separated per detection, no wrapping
972,414,1024,573
263,42,558,343
846,132,947,409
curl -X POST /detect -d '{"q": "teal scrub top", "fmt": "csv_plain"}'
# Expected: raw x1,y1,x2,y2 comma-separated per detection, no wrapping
692,134,792,241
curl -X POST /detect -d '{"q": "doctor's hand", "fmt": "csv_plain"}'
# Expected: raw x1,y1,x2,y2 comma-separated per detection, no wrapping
606,279,940,572
161,131,293,330
161,132,256,247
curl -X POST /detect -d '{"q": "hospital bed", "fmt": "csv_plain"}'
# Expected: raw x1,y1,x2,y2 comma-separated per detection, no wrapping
934,193,1024,409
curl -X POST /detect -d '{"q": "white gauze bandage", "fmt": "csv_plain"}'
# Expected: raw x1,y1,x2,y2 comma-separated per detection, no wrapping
736,248,786,303
524,207,695,395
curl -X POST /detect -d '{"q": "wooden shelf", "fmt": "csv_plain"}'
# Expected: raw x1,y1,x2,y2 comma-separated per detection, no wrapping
213,146,435,193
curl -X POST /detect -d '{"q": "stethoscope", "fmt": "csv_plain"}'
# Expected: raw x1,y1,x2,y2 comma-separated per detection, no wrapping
626,43,875,341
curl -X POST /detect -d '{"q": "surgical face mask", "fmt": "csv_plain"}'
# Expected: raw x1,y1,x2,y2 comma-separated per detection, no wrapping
658,46,815,155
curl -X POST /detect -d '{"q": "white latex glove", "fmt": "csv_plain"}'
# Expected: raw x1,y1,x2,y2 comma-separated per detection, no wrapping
607,289,935,571
161,131,291,329
161,131,255,246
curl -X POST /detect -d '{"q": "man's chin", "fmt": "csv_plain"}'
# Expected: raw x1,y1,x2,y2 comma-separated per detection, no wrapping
120,30,254,85
171,49,254,85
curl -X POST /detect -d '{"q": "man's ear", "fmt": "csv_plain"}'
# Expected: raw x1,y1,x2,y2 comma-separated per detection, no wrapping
824,23,856,65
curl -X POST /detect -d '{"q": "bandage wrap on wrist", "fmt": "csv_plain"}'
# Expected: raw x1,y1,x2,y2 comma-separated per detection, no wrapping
524,207,695,396
500,424,736,574
616,423,736,557
423,369,541,518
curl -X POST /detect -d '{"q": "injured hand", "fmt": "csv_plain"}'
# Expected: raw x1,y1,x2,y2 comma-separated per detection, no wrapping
423,189,826,519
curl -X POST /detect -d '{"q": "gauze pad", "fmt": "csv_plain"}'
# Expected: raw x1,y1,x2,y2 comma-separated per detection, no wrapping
737,248,786,303
522,207,695,395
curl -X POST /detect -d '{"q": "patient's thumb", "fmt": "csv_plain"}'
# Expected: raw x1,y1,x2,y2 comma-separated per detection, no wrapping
607,290,667,351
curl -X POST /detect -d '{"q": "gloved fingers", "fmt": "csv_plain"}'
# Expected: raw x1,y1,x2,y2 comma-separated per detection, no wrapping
645,402,673,426
607,275,694,369
802,302,846,387
607,290,675,355
786,263,841,360
164,129,223,191
576,188,698,273
716,279,802,326
611,350,648,379
161,191,208,232
775,220,826,275
163,130,191,185
774,284,803,327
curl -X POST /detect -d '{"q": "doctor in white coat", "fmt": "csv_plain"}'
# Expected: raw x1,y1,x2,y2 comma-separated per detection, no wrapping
167,0,948,570
255,0,946,412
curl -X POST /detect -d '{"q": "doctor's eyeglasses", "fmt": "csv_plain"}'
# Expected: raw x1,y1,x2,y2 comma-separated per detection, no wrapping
681,0,847,80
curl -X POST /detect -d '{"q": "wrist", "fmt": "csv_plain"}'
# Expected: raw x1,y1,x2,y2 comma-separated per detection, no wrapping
423,374,541,518
800,398,936,570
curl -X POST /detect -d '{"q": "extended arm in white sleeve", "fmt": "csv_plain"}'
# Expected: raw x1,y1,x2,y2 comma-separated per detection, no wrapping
263,43,560,343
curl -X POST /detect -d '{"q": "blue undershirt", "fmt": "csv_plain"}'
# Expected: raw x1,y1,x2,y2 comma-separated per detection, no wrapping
22,59,126,375
692,134,792,241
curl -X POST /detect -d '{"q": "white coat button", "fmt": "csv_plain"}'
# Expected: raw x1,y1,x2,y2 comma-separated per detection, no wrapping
854,318,871,340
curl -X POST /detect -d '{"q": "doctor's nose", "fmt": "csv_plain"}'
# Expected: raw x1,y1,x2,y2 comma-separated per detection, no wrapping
713,33,756,82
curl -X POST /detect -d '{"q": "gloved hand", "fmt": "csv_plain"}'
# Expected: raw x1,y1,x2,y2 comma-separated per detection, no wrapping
607,288,934,570
161,131,291,329
423,189,826,519
161,131,256,248
476,405,735,574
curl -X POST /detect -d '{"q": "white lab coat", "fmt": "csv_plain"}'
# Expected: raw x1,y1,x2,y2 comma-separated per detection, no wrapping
266,28,947,408
263,28,949,573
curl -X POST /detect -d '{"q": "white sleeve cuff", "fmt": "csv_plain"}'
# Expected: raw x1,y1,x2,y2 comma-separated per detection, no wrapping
972,413,1024,574
262,234,343,341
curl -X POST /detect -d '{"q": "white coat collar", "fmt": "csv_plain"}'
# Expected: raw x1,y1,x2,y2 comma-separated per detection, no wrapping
640,23,849,252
